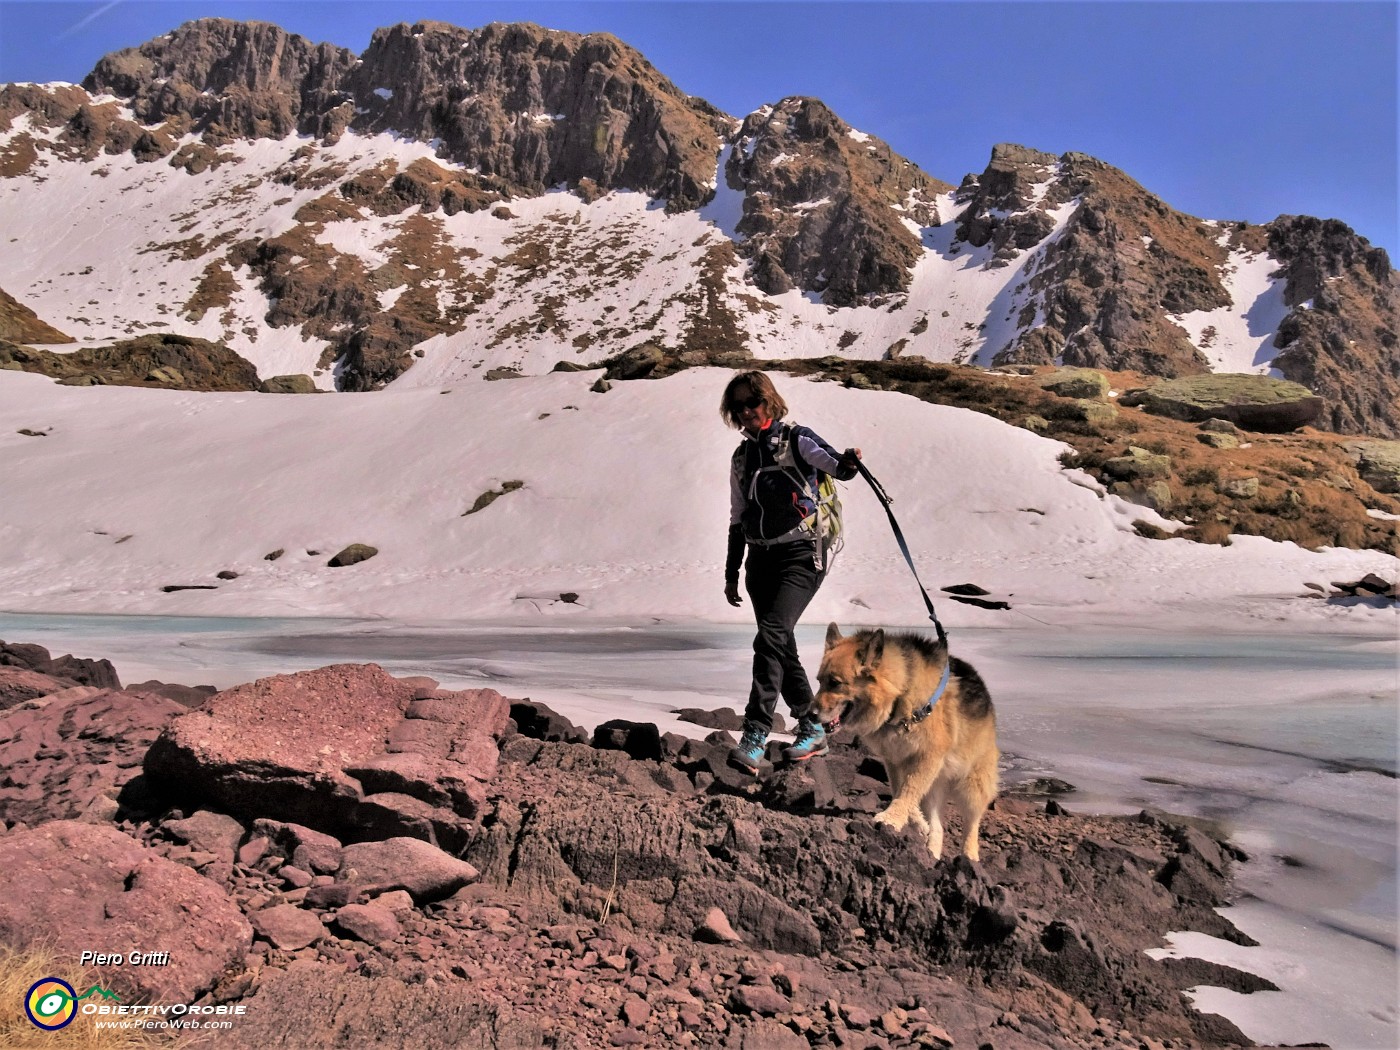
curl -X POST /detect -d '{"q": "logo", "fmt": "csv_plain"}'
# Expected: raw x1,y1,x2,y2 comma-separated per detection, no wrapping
24,978,120,1030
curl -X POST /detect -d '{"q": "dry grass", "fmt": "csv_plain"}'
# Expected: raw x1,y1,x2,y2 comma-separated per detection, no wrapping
0,944,179,1049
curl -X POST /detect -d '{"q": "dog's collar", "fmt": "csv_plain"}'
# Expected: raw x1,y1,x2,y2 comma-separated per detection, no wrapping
893,659,952,733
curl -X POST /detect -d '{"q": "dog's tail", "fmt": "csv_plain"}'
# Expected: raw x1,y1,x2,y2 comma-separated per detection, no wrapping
950,657,993,720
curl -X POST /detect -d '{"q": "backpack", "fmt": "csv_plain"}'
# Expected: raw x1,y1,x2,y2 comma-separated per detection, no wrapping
739,423,845,572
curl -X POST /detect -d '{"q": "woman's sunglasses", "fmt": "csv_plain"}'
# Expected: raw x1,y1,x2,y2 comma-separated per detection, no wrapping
733,395,765,411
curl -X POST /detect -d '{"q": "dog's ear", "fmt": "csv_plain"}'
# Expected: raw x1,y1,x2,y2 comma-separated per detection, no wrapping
856,629,884,667
824,622,843,649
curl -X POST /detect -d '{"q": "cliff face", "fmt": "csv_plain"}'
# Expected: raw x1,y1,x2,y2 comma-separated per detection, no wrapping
728,96,953,306
342,22,729,212
84,19,358,144
0,16,1395,435
1266,216,1400,436
965,145,1229,376
82,19,728,211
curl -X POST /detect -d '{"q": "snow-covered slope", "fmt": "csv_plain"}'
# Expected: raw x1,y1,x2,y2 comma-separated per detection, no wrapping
0,111,1309,387
1,367,1391,630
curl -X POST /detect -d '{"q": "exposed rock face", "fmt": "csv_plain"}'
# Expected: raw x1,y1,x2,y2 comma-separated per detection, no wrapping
84,19,358,146
0,287,70,343
0,820,252,1004
1266,215,1400,436
729,96,952,305
975,146,1226,376
0,333,261,390
0,686,184,825
144,663,510,849
83,18,727,212
0,17,1393,435
343,21,727,211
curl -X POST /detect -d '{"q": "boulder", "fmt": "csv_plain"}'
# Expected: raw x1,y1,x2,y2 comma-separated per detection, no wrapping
1102,446,1172,482
0,821,252,1003
162,809,245,855
1344,440,1400,493
1034,367,1110,400
259,373,319,393
1121,374,1324,431
144,664,511,847
1197,431,1240,449
1059,398,1118,425
337,838,479,903
0,639,120,688
0,687,185,826
333,902,403,944
603,341,666,381
249,903,325,950
328,543,378,567
1220,477,1260,499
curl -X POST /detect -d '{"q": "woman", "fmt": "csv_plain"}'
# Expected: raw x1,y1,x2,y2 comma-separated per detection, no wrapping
721,370,861,774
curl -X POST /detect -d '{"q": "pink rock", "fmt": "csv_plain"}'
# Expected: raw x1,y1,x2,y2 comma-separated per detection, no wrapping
620,996,651,1027
695,906,742,944
249,903,324,950
146,665,514,845
0,821,251,1003
0,665,76,710
337,837,478,902
0,688,184,826
333,903,402,944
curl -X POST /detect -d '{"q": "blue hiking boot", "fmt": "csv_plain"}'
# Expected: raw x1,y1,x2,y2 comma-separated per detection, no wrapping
784,716,829,762
728,721,770,775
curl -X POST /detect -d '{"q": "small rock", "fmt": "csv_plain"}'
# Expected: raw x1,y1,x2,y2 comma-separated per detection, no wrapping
1220,477,1260,499
248,903,323,950
333,903,402,944
279,864,313,889
730,983,790,1016
694,906,742,944
621,997,651,1027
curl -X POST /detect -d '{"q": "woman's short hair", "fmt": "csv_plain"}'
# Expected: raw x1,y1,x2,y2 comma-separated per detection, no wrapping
720,371,788,429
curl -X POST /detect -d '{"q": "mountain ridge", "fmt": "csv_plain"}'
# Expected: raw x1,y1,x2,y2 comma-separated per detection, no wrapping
1,16,1396,435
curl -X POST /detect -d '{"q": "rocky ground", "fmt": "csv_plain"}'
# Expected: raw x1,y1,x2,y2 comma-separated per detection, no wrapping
0,641,1304,1049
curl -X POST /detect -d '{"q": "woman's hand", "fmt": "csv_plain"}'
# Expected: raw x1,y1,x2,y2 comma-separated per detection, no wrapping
725,581,743,607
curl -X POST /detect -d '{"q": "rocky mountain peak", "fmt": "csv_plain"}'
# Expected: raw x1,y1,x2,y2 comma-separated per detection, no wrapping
339,20,728,210
83,18,357,143
1267,215,1400,433
729,95,952,305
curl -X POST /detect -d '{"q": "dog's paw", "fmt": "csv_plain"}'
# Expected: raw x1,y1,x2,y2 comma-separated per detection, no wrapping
874,806,910,832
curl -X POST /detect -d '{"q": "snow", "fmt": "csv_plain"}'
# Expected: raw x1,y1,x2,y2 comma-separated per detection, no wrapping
1171,240,1292,374
0,122,1315,386
698,144,746,240
1148,899,1397,1050
1,366,1391,629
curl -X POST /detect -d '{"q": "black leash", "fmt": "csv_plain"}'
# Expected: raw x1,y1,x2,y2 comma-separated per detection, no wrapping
854,460,948,644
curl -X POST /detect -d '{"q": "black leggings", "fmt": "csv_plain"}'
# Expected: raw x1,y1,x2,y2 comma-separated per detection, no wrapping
743,540,824,731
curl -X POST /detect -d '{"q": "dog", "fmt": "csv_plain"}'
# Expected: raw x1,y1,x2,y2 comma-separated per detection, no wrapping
811,623,999,861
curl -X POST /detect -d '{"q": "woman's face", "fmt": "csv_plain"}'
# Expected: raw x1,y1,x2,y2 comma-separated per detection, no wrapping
733,386,772,433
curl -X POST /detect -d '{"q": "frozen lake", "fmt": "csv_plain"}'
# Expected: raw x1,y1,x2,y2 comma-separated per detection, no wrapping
2,612,1396,1049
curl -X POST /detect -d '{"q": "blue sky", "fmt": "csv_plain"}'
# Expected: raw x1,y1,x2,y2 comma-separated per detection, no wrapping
1,1,1395,258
